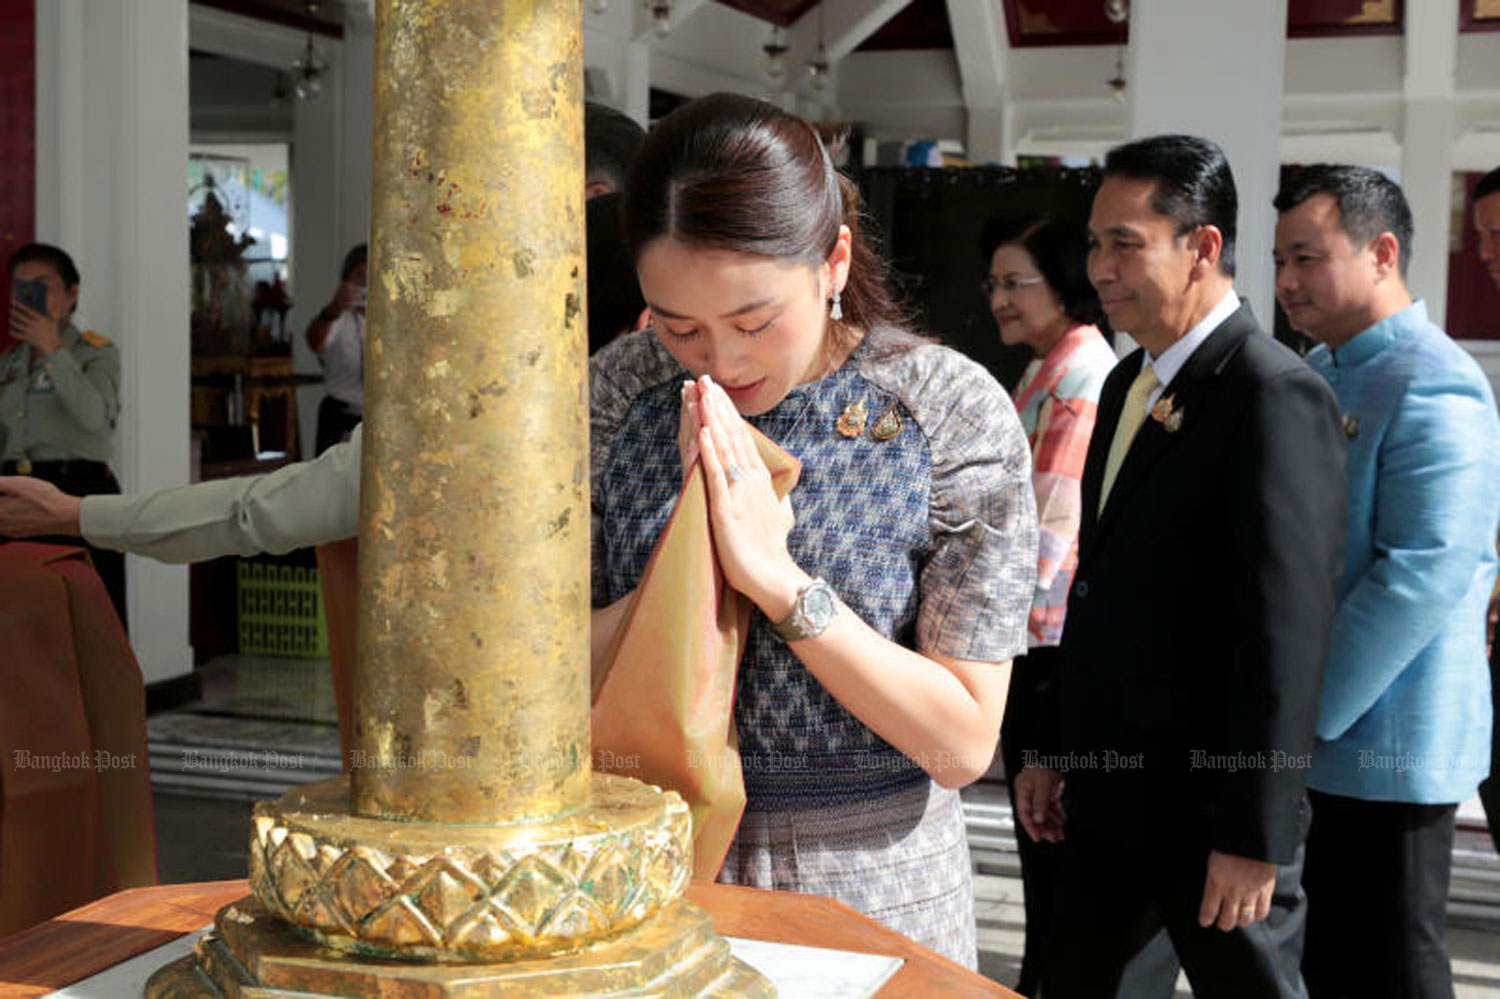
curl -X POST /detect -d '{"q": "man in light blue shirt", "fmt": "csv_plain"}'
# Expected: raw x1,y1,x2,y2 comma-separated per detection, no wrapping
1274,164,1500,999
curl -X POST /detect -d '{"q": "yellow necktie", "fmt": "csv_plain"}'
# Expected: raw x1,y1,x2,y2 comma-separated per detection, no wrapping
1099,365,1160,513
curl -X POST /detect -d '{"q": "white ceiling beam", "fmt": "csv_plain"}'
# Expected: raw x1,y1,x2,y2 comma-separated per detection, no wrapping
190,4,323,70
789,0,912,66
633,0,712,44
944,0,1006,108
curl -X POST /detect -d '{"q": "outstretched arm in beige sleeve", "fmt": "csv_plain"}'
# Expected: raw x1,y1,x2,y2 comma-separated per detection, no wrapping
2,427,363,563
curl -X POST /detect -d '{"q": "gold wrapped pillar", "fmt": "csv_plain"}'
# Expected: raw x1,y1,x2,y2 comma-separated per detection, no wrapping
355,0,589,826
146,2,771,994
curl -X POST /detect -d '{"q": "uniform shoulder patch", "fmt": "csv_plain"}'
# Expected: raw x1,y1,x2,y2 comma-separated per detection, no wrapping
80,330,112,348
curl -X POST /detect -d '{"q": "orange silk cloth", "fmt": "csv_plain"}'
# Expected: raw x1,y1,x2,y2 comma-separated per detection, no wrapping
593,429,801,880
0,542,157,934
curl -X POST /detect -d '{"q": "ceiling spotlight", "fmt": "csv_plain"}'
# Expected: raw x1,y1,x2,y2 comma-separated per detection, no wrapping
763,24,790,82
1104,0,1129,24
589,0,610,12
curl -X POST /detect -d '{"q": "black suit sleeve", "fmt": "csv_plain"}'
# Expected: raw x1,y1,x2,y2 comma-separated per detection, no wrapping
1213,365,1345,864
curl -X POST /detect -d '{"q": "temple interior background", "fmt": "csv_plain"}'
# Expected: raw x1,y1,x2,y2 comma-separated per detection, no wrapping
7,0,1500,991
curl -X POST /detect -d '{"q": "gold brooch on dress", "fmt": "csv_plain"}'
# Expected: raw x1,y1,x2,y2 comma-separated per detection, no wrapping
1341,413,1359,439
836,397,867,437
871,403,903,442
1150,394,1183,433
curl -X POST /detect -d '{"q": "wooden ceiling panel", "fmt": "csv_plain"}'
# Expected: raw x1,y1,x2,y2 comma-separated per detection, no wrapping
855,0,952,52
1287,0,1402,38
1001,0,1404,47
713,0,819,29
1461,0,1500,32
1002,0,1128,47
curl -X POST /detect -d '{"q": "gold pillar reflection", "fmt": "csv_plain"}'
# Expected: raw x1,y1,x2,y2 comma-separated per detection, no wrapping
355,0,590,823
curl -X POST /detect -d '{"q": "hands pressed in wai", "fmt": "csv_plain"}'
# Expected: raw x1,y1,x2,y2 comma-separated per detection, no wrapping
0,475,84,537
679,375,806,620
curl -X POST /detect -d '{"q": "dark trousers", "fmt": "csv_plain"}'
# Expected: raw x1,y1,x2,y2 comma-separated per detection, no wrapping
1046,834,1309,999
0,458,126,629
1479,628,1500,854
315,396,362,455
1303,789,1457,999
1002,647,1179,999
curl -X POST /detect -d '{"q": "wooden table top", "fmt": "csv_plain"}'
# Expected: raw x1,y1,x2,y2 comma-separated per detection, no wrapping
0,880,1017,998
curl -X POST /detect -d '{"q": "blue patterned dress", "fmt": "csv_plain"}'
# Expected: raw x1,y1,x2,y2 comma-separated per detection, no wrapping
590,325,1036,966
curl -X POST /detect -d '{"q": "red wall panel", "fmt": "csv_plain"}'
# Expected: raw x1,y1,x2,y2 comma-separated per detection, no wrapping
1448,172,1500,340
0,0,35,352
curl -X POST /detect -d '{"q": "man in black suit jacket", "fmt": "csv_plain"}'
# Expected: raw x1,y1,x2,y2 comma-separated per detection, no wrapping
1015,135,1346,998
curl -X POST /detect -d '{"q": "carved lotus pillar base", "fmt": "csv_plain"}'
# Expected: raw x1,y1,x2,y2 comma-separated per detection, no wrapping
246,774,693,961
144,894,774,998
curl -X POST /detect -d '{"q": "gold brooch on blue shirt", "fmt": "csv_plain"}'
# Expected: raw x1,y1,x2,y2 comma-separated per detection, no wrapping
1341,413,1359,439
836,397,867,437
871,402,903,442
1149,394,1184,433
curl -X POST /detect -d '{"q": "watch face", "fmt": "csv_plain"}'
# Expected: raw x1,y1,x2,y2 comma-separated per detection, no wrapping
802,584,837,627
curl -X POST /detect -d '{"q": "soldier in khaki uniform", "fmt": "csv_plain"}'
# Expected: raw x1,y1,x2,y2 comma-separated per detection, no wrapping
4,243,125,623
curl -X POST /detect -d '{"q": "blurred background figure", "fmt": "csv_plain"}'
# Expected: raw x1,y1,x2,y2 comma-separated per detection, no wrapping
2,242,125,624
1473,166,1500,856
305,243,367,454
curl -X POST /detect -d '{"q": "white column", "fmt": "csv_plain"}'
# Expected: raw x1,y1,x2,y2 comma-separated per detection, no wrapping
339,21,374,256
1401,0,1459,327
35,0,193,683
1127,0,1287,327
290,42,345,460
945,0,1008,164
622,41,652,126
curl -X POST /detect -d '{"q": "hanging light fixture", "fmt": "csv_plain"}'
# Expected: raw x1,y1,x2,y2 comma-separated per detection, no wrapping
646,0,673,38
805,2,830,95
291,33,327,101
1104,0,1128,102
763,24,790,83
1106,48,1127,103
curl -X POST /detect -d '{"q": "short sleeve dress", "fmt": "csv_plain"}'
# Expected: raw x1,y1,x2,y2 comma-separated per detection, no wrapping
589,325,1037,967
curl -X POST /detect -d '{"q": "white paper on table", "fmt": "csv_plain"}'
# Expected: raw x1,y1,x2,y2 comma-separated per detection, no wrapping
44,926,905,999
727,935,905,998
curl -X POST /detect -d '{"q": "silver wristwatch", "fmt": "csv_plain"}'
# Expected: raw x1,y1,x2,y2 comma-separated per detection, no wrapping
768,578,840,643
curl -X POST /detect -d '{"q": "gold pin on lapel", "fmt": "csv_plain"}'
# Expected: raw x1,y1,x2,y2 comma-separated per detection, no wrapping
1341,413,1359,439
1150,395,1183,433
836,397,868,438
871,402,903,441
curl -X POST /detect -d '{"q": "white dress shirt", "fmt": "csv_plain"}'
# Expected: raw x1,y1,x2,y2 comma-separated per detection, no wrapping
1140,287,1240,410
